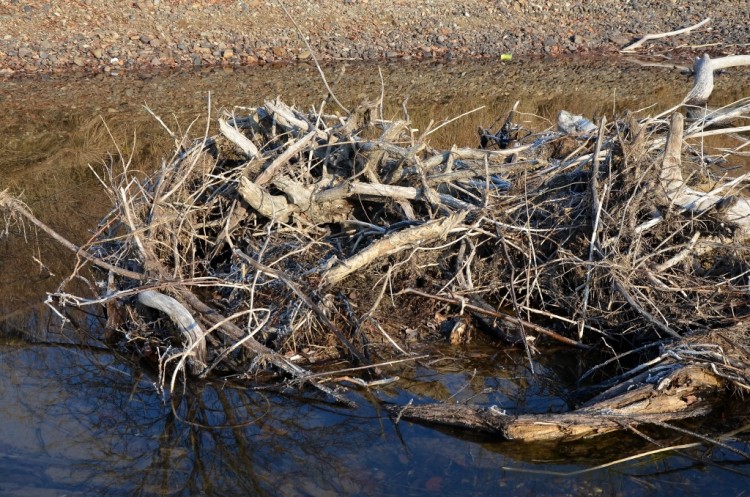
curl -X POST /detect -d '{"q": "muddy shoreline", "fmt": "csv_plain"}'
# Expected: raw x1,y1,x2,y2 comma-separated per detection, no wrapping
1,1,749,78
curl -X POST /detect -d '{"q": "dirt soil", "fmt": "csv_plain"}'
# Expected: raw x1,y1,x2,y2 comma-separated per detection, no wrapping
1,0,748,77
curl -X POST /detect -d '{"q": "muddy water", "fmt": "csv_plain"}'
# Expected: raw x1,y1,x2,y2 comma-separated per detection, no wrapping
1,59,750,496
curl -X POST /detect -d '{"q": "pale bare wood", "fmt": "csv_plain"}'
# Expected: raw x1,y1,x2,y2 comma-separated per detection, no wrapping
314,180,472,210
660,113,750,237
137,290,207,372
323,212,467,285
264,99,311,132
237,176,297,223
621,17,711,52
219,118,259,157
684,54,750,106
273,176,353,224
254,130,316,186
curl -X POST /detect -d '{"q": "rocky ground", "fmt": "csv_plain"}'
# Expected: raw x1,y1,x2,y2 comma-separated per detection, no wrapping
0,0,748,77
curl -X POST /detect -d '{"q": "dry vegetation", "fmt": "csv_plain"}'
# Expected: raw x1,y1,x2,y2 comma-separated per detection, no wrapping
2,54,750,442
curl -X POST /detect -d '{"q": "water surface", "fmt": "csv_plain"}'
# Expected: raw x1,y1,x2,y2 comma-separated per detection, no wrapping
1,59,749,496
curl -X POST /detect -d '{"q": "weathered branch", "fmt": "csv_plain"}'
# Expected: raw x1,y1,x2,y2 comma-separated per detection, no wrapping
388,363,721,441
234,249,367,365
323,212,467,285
137,290,207,372
684,54,750,106
659,113,750,238
0,190,144,281
314,180,473,210
237,176,297,223
219,118,259,158
621,17,711,52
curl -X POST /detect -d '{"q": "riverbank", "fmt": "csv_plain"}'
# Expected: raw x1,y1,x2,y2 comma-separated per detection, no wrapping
1,0,748,77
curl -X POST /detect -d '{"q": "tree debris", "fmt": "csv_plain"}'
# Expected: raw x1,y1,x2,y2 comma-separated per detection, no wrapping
2,57,750,441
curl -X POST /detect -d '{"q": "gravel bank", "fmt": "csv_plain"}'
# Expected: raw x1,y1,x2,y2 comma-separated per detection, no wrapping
0,0,749,77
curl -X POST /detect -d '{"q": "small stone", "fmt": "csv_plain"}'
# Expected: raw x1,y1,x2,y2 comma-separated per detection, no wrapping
73,56,85,66
93,48,103,59
297,49,311,60
149,38,161,48
271,46,286,57
222,49,234,58
608,31,630,46
18,47,32,58
139,34,151,44
192,56,202,66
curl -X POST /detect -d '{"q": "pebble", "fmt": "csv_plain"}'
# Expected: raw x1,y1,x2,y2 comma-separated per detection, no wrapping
0,0,747,76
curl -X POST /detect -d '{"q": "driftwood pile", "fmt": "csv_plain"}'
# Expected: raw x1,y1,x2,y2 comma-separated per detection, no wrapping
1,54,750,442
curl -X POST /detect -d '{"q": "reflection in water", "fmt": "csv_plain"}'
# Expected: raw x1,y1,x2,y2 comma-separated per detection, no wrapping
1,60,750,495
1,337,749,496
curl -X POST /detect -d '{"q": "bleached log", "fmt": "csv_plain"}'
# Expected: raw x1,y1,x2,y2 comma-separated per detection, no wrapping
137,290,207,372
660,112,750,237
314,180,473,211
273,176,353,224
264,99,311,132
238,176,297,223
219,118,259,158
323,212,467,285
685,54,750,106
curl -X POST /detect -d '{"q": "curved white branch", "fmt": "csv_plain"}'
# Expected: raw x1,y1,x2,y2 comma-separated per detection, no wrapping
685,54,750,106
138,290,208,372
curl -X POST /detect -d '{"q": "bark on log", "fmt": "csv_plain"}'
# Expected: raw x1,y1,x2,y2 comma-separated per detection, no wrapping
388,364,721,442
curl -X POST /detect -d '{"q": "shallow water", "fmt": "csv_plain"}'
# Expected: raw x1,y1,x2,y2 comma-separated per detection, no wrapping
1,59,750,496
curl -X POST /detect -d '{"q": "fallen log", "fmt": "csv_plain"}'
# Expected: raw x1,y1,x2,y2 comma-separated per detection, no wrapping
388,362,723,442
